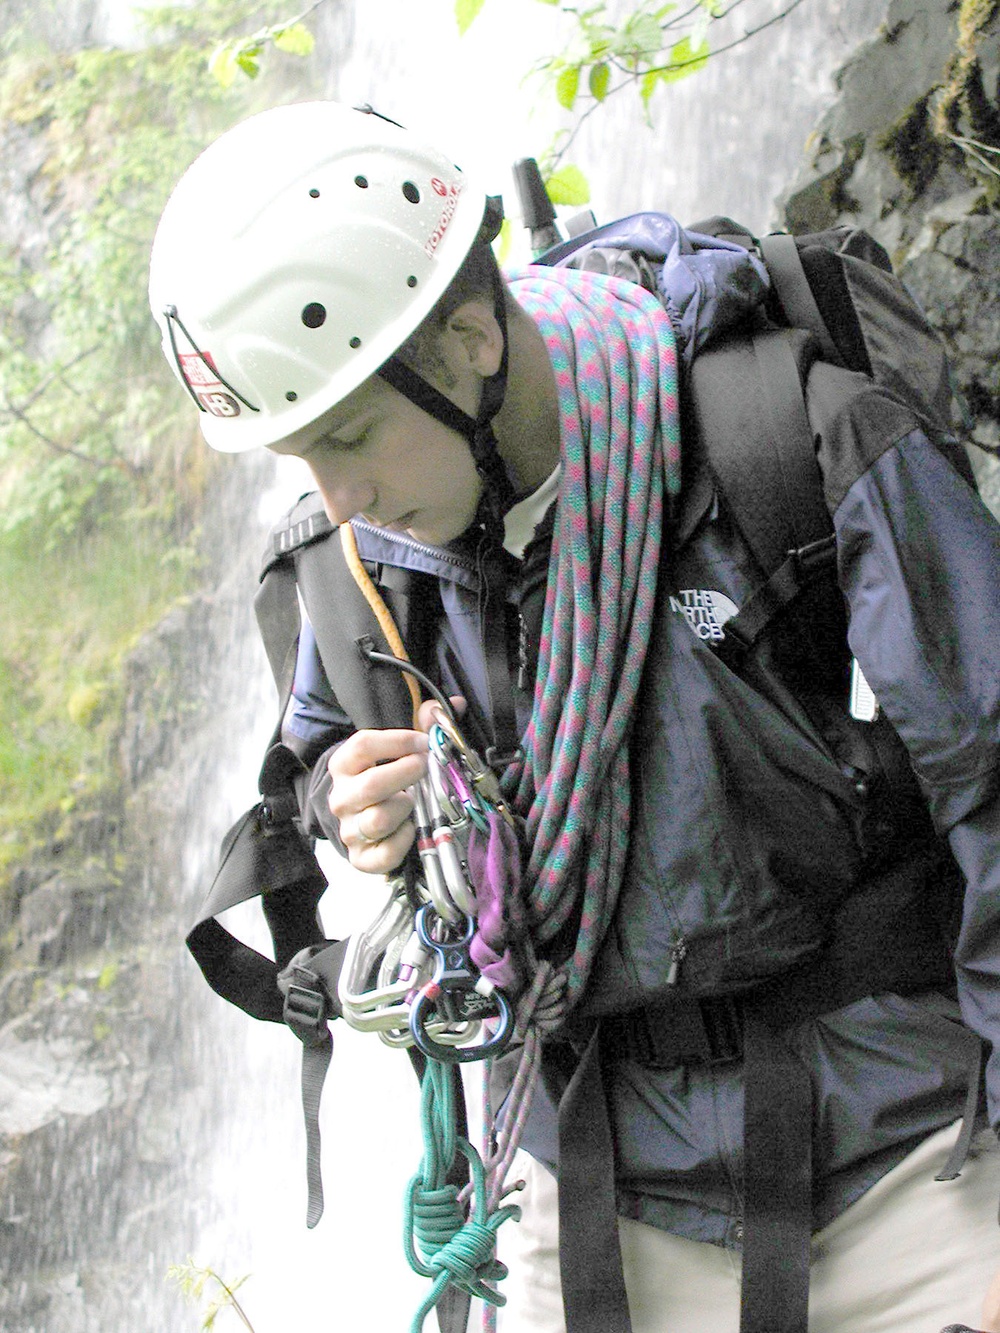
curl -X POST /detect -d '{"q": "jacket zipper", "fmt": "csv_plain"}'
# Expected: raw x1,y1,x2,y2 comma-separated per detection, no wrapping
350,518,477,575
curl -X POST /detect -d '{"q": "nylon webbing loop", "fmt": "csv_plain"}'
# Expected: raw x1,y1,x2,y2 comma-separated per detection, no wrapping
278,941,350,1228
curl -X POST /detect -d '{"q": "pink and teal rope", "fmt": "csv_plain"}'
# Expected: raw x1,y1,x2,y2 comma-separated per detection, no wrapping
498,265,681,1005
416,267,682,1330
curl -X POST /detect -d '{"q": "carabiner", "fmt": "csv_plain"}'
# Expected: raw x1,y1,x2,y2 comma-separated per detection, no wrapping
407,905,515,1064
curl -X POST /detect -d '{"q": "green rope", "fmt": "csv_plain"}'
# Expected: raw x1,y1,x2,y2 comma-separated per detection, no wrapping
404,1060,521,1332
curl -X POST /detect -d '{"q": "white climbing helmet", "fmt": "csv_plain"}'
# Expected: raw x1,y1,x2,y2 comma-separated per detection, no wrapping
148,101,491,452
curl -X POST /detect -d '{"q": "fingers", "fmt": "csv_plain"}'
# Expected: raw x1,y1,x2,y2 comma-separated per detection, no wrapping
416,694,467,734
327,728,429,874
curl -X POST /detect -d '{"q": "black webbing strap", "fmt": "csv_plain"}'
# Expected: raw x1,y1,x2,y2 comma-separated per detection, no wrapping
687,326,834,655
557,1006,811,1333
254,559,302,708
277,941,350,1228
935,1032,989,1183
739,1009,812,1333
186,802,329,1022
557,1027,632,1333
379,355,479,442
688,328,826,579
750,329,830,555
476,537,524,767
759,233,843,368
719,535,836,656
293,522,415,733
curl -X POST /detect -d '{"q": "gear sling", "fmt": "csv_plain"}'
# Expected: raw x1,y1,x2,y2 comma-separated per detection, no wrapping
185,218,984,1333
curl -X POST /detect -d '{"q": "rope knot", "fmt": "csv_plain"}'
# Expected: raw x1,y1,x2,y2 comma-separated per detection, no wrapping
427,1218,499,1285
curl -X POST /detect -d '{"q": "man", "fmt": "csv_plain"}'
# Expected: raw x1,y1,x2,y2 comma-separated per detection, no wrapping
150,100,1000,1332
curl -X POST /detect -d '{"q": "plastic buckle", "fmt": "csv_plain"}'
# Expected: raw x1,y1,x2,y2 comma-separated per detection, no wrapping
259,788,299,833
283,976,328,1047
699,996,744,1065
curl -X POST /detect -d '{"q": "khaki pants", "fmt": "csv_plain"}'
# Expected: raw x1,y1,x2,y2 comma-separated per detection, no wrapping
496,1121,1000,1332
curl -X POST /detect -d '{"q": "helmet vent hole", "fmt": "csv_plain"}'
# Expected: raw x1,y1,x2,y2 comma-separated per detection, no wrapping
349,336,362,349
354,175,369,189
407,275,418,288
285,391,298,402
301,302,327,329
402,181,420,204
308,188,320,199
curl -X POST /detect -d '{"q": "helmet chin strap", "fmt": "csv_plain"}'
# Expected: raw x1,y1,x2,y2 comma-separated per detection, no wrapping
376,250,514,544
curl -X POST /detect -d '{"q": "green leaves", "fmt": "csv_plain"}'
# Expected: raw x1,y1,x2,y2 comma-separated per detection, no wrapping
208,19,315,86
455,0,487,34
517,0,722,132
589,60,610,101
0,0,323,549
660,33,710,82
545,163,590,206
168,1260,256,1333
556,63,580,110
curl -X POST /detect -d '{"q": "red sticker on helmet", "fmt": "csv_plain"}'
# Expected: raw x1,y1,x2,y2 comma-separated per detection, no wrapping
424,179,463,258
179,351,241,418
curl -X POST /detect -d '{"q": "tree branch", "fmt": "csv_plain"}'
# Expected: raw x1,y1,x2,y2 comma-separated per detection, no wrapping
644,0,810,74
0,396,140,474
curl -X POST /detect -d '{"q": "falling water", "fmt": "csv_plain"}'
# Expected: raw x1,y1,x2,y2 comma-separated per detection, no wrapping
1,1,904,1328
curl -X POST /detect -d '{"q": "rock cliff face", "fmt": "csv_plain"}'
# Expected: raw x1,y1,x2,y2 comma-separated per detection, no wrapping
2,1,1000,1327
779,0,1000,506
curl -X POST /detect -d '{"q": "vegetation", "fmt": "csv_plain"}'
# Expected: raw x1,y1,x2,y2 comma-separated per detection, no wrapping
0,1,318,867
168,1260,258,1332
464,0,810,192
932,0,1000,199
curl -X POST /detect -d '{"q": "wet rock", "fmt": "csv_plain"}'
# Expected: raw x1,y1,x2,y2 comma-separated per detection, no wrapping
14,868,115,968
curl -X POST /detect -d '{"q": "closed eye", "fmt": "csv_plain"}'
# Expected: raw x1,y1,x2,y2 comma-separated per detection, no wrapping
303,425,369,457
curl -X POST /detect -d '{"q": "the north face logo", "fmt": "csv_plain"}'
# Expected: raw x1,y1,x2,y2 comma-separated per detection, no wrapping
670,589,739,641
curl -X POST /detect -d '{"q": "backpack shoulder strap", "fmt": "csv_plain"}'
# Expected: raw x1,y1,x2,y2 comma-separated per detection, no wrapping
686,326,836,652
758,232,844,367
257,492,416,733
186,497,416,1026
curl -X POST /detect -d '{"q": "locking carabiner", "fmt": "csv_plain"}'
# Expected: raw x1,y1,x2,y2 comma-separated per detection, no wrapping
408,904,515,1064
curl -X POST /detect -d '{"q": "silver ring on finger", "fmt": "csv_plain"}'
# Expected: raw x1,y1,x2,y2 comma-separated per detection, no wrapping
357,813,381,846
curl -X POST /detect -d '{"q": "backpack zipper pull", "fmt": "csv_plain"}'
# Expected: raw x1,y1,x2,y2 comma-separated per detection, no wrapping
667,938,687,986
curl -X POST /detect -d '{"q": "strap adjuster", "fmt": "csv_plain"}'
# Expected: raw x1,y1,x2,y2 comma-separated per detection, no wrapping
789,533,836,578
282,976,328,1045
